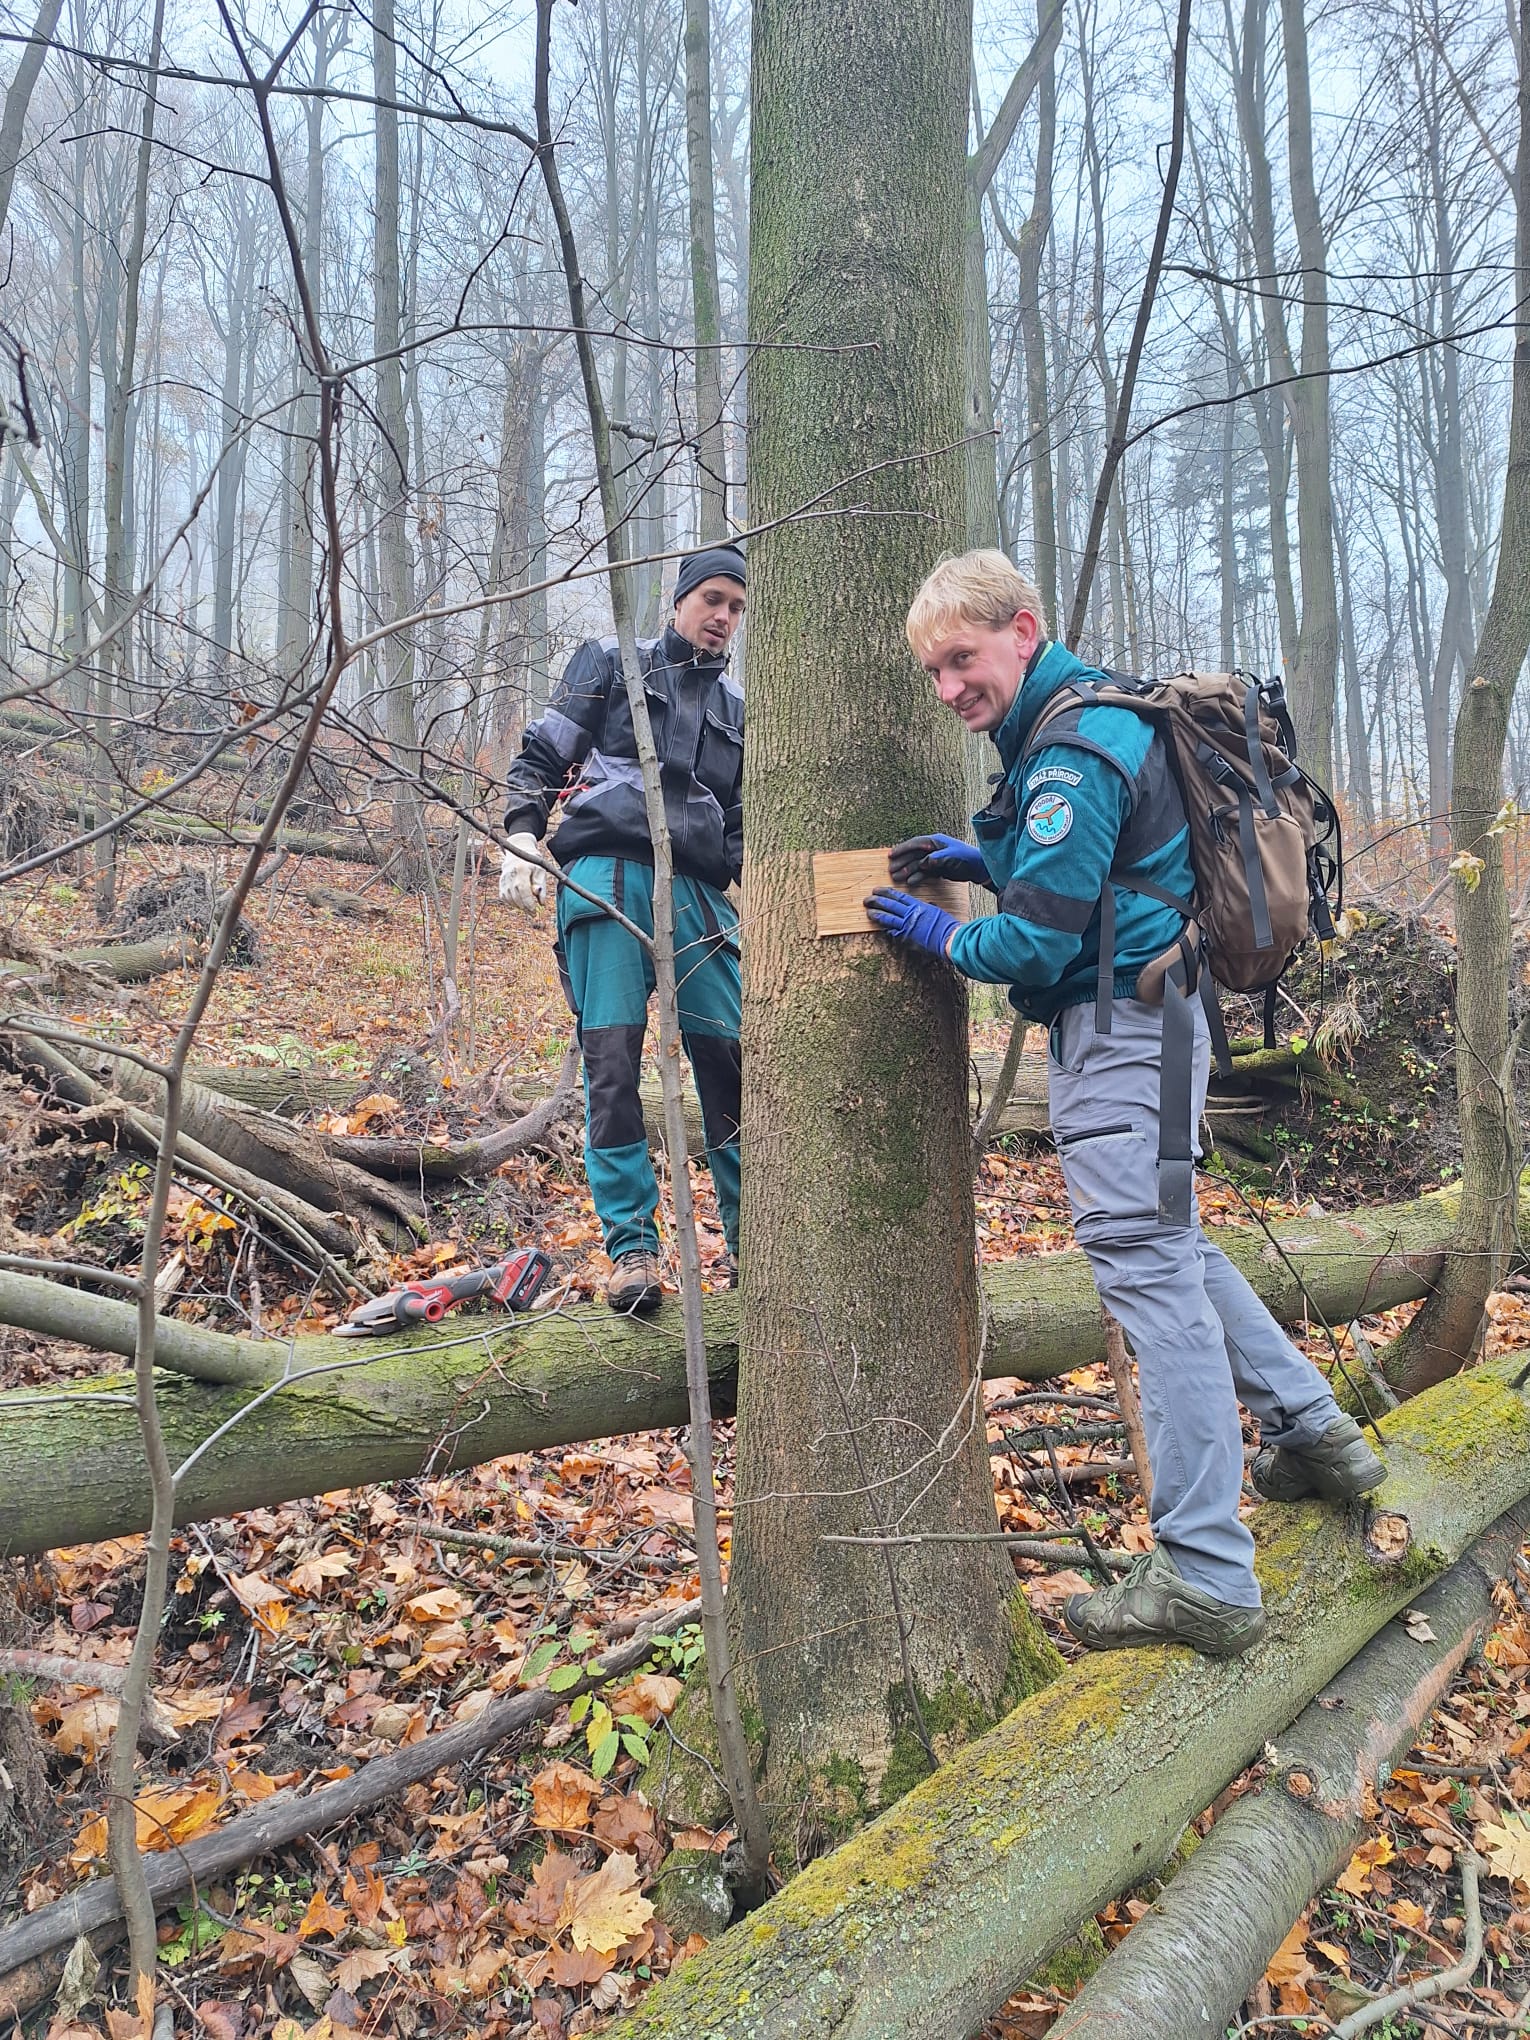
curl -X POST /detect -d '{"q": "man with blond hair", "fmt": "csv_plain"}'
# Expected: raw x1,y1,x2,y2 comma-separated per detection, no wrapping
865,548,1382,1657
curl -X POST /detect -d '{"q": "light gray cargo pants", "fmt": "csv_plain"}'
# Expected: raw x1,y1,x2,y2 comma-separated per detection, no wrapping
1048,994,1343,1607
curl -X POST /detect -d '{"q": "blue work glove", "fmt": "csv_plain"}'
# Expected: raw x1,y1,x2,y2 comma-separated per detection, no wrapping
865,887,959,960
889,832,990,888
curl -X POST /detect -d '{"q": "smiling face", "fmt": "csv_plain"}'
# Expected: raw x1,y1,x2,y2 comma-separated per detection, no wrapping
920,607,1042,732
674,575,746,656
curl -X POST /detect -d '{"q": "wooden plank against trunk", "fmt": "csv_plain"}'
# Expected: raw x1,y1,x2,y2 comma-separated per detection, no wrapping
812,848,968,937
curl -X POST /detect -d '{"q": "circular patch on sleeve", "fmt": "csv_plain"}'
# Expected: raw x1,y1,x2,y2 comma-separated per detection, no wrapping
1026,792,1074,846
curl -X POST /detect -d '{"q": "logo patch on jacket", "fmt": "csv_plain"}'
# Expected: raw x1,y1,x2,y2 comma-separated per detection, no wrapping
1026,792,1074,845
1025,763,1083,793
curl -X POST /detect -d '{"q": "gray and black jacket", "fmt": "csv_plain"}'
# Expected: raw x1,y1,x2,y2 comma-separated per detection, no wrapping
503,627,744,892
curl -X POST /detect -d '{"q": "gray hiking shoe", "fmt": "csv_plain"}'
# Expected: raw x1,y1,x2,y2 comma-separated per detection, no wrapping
606,1251,664,1315
1063,1545,1267,1658
1249,1414,1386,1505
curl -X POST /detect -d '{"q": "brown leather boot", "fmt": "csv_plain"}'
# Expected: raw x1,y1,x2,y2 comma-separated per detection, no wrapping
606,1251,664,1315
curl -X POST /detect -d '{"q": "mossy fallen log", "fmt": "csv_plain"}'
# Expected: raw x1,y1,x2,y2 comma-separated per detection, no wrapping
606,1357,1530,2040
1051,1498,1530,2040
0,1185,1506,1556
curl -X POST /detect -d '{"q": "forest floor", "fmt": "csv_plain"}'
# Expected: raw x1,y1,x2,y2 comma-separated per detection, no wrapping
1,846,1528,2040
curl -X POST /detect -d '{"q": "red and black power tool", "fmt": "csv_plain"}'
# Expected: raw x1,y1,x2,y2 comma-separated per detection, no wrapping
336,1247,552,1337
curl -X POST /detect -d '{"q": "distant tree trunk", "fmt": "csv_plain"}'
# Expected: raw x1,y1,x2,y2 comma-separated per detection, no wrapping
1016,29,1058,621
961,2,1062,552
1335,500,1376,823
1385,0,1530,1395
1275,0,1338,787
277,8,332,681
97,0,167,915
372,0,424,878
731,0,1053,1855
0,0,63,245
684,0,728,539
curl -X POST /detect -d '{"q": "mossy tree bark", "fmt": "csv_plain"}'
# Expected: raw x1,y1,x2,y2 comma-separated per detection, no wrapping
1385,0,1530,1397
608,1357,1530,2040
731,0,1049,1848
0,1182,1503,1556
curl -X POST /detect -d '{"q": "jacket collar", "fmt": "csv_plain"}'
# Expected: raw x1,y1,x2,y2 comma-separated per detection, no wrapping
661,622,727,674
992,640,1096,774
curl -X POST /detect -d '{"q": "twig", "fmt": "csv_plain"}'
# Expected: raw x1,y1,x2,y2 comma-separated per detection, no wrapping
532,0,770,1902
1330,1851,1484,2038
1103,1312,1153,1497
972,1017,1030,1156
0,1651,177,1746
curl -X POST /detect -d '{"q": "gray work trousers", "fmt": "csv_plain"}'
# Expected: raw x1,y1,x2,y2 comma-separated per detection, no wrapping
1047,994,1342,1606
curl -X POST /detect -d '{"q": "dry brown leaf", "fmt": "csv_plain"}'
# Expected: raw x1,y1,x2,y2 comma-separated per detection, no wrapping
49,1693,119,1758
609,1675,683,1724
332,1949,393,1994
1265,1917,1315,2015
287,1551,352,1596
297,1889,349,1942
1335,1834,1394,1896
592,1793,659,1855
558,1850,654,1956
71,1780,224,1866
1389,1898,1427,1930
548,1941,614,1988
1479,1813,1530,1890
531,1760,597,1832
404,1586,469,1623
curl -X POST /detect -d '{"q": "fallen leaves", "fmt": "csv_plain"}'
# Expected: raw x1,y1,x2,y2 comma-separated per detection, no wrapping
559,1849,655,1955
1478,1812,1530,1892
531,1760,599,1832
1336,1833,1396,1897
71,1780,225,1866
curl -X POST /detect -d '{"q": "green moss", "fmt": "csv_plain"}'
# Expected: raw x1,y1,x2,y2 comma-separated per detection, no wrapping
878,1590,1063,1810
1027,1918,1107,1995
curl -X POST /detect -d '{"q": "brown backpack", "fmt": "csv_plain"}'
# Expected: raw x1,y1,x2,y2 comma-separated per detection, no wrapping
1025,669,1340,1001
1021,671,1341,1229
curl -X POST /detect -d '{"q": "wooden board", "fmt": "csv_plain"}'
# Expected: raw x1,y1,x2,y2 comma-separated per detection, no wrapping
812,848,970,938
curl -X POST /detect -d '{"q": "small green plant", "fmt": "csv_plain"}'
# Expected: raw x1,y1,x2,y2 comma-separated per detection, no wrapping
568,1691,651,1777
158,1902,223,1966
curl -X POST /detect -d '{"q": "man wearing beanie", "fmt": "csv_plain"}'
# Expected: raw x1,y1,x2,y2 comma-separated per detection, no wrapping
500,546,747,1313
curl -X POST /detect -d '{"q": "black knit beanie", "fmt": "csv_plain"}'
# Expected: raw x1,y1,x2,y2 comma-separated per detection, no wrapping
674,544,747,603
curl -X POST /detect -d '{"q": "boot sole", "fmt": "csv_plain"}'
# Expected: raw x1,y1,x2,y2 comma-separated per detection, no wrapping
1063,1601,1266,1659
1250,1455,1387,1504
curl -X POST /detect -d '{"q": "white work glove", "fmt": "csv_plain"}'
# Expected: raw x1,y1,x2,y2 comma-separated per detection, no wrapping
498,831,547,912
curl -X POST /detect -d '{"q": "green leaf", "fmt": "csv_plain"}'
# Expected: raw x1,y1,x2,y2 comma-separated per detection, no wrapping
590,1728,620,1779
621,1733,649,1762
546,1663,584,1693
522,1640,561,1680
569,1693,591,1725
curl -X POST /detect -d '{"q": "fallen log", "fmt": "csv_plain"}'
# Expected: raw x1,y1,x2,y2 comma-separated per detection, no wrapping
0,1183,1504,1557
321,1042,582,1177
13,1034,366,1266
0,932,195,986
0,1598,698,1980
1051,1500,1530,2040
187,1064,366,1116
605,1357,1530,2040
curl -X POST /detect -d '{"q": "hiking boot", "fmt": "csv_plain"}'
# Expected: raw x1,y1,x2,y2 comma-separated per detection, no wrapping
1249,1414,1386,1505
606,1251,664,1315
1063,1546,1267,1658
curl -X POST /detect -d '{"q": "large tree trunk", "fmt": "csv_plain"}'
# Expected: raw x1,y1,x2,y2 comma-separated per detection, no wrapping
1384,0,1530,1396
732,0,1043,1840
608,1356,1530,2040
0,1182,1505,1558
1052,1501,1530,2040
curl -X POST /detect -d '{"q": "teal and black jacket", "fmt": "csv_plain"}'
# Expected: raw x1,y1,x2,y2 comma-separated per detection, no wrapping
503,628,744,892
946,640,1194,1024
